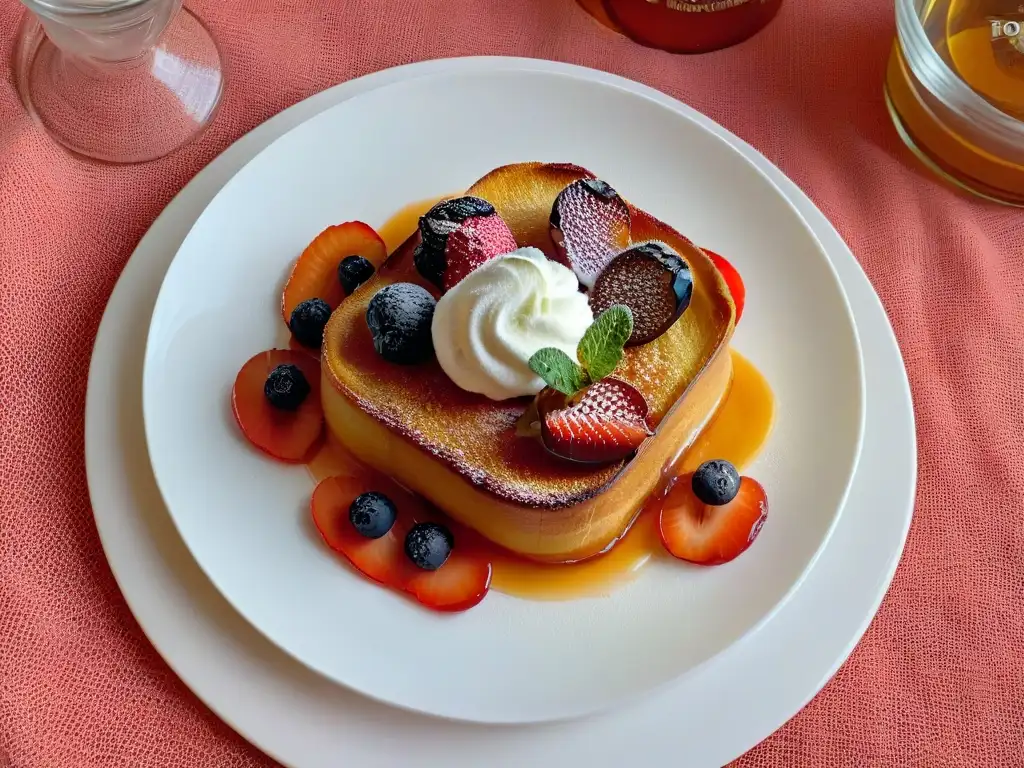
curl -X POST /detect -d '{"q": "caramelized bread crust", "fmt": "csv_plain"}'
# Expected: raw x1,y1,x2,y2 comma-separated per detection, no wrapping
321,162,736,515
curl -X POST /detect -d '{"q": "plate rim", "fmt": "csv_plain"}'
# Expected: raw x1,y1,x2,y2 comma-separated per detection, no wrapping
138,63,868,725
85,55,914,766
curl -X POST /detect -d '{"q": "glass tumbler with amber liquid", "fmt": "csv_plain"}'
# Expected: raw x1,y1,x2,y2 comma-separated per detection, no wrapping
578,0,783,54
886,0,1024,205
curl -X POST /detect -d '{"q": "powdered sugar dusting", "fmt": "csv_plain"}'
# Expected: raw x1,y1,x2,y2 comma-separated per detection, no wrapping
553,179,630,289
443,214,518,291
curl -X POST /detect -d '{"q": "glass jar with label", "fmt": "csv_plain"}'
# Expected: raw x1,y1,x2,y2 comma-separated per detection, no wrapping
886,0,1024,205
578,0,783,54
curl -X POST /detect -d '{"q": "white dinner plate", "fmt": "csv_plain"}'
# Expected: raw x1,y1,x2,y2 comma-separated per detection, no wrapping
86,58,913,766
140,67,865,723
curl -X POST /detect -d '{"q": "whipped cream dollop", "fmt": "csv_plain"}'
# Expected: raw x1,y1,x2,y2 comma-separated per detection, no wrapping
432,248,593,401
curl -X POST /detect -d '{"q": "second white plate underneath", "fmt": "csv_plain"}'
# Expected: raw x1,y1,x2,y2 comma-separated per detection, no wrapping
141,68,864,723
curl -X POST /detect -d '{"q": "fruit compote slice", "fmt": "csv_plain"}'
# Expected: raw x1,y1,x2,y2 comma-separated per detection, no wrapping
232,349,324,462
657,474,768,566
311,473,492,612
312,473,419,587
281,221,386,323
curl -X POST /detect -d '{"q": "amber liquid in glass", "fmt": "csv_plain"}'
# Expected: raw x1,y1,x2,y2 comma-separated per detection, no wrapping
579,0,782,53
940,0,1024,117
886,0,1024,204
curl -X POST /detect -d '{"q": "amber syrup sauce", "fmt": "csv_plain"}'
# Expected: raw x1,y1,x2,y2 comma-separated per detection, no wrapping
307,197,776,601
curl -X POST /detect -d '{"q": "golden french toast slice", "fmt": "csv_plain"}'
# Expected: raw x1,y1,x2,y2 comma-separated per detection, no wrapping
321,162,735,561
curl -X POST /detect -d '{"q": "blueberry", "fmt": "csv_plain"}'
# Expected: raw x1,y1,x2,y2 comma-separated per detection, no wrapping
348,492,397,539
365,283,436,365
415,197,495,287
404,522,453,571
691,460,741,506
263,364,310,410
289,297,332,349
337,255,375,295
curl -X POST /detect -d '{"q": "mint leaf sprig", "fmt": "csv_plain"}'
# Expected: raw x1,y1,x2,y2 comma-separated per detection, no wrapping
528,305,633,397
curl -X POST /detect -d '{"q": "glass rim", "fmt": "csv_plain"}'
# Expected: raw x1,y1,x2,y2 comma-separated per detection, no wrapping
21,0,158,17
896,0,1024,144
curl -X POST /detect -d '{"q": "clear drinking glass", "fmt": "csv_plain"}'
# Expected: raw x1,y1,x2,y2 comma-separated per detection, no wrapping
885,0,1024,205
13,0,225,164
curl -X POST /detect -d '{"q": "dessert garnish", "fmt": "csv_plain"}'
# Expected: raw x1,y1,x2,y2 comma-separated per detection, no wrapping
541,378,652,464
589,241,693,346
337,254,376,296
657,459,768,565
312,474,492,611
442,213,518,291
703,249,745,323
348,491,397,539
404,522,453,571
281,221,386,323
431,248,593,400
522,305,653,464
691,459,740,505
263,363,311,410
528,304,634,396
289,297,332,349
550,178,631,289
366,282,437,365
414,196,496,288
232,349,324,462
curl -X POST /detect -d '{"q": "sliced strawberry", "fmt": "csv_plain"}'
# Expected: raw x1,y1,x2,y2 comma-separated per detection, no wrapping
231,349,323,462
281,221,386,323
311,474,416,587
550,178,631,289
703,248,745,323
443,214,517,291
406,547,492,612
311,474,492,612
657,475,768,565
541,378,652,464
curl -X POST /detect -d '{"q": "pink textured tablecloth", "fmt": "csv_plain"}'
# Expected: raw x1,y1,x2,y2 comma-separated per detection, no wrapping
2,1,1023,765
